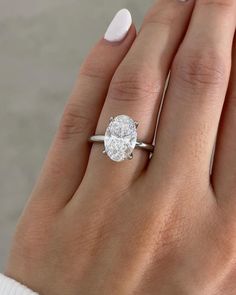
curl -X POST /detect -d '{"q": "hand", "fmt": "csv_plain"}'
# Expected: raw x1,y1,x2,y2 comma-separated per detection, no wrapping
5,0,236,294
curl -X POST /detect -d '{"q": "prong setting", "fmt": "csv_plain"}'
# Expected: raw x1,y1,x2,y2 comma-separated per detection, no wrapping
89,115,154,162
128,153,133,160
104,115,138,162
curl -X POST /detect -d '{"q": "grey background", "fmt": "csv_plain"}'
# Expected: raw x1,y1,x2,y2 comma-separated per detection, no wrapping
0,0,153,271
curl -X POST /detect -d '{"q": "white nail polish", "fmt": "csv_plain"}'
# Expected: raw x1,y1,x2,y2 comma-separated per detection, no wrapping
104,9,132,42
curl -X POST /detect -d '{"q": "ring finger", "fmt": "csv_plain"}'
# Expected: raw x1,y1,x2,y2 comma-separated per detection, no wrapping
84,0,195,191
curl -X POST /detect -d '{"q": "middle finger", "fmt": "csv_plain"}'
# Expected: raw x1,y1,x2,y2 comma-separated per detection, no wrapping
148,0,236,191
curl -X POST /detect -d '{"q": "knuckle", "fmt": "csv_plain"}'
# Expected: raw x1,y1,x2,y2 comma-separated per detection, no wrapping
199,0,234,9
79,49,111,82
79,62,107,82
139,194,189,255
173,50,227,90
152,213,189,259
143,1,178,29
58,103,92,140
158,215,187,253
143,13,173,29
109,70,161,103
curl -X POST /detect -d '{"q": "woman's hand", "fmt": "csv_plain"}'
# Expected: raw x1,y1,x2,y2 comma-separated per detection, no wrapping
5,0,236,294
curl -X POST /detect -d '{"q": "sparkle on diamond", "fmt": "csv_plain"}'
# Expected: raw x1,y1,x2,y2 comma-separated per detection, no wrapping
104,115,137,162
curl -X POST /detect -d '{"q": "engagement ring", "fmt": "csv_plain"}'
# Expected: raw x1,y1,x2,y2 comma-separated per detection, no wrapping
89,115,154,162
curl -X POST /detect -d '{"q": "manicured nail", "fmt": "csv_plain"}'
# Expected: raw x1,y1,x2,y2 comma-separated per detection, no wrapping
104,9,132,42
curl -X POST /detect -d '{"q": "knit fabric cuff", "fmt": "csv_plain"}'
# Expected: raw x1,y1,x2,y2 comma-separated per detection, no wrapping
0,274,38,295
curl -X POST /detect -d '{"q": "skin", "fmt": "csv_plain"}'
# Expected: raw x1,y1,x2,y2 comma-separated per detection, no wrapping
5,0,236,294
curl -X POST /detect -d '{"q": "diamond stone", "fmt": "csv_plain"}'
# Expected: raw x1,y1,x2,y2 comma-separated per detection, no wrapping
104,115,137,162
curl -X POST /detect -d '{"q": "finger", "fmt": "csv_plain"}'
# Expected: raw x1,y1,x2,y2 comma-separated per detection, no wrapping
83,0,195,191
212,38,236,208
148,0,236,191
31,10,136,210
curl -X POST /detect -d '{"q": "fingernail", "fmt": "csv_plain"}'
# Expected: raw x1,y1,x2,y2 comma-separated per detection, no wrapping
104,9,132,42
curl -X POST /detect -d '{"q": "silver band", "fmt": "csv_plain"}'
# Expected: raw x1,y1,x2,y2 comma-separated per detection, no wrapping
89,135,154,153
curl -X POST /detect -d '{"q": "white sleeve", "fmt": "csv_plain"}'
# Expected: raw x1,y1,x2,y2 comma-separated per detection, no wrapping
0,274,39,295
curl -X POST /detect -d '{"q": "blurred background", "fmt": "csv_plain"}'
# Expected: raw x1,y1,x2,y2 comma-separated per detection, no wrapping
0,0,153,271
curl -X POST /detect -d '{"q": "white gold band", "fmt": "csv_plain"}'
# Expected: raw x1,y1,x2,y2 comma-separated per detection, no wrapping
89,135,154,153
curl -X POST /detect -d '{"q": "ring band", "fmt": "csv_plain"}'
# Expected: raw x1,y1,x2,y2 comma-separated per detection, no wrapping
89,135,154,152
89,115,155,162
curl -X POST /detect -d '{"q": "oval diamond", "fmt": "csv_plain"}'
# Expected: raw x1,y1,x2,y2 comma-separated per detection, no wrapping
104,115,137,162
